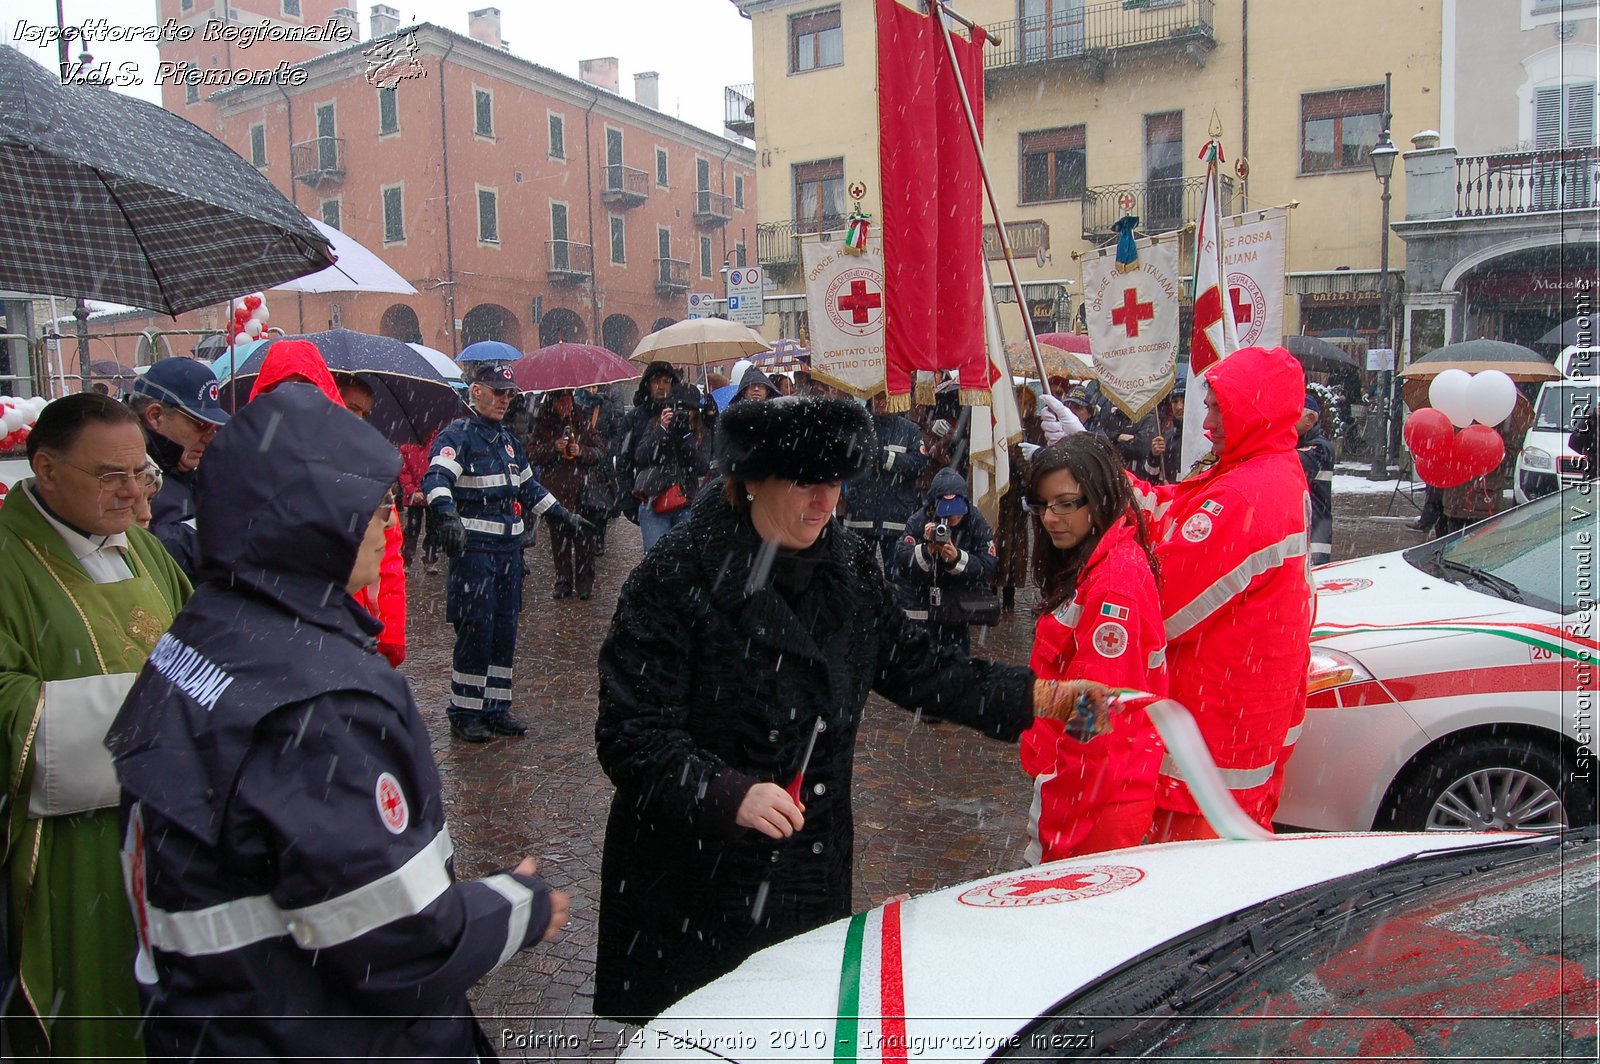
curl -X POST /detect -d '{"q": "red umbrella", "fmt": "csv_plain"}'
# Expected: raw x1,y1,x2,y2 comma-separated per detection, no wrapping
511,343,642,393
1036,332,1091,354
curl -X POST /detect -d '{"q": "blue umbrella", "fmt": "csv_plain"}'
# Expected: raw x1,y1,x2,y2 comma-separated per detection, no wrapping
457,340,522,363
223,328,466,445
710,383,738,411
210,339,270,383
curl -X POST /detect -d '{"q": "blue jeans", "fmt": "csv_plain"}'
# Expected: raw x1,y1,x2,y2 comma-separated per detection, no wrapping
640,503,691,551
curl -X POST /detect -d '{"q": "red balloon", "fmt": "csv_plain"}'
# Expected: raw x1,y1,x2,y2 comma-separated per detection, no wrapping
1454,424,1505,480
1414,449,1474,489
243,295,263,312
1403,408,1454,462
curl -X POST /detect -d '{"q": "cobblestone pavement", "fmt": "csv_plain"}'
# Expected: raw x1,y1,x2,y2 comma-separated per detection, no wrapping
398,484,1422,1060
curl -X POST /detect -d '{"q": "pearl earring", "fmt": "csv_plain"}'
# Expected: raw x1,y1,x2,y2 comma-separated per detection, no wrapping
745,492,754,502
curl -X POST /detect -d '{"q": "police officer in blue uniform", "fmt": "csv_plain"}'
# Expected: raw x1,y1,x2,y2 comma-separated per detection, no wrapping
107,384,569,1060
425,364,595,742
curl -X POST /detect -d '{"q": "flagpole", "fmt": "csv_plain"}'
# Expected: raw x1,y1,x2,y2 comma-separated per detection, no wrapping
927,1,1054,391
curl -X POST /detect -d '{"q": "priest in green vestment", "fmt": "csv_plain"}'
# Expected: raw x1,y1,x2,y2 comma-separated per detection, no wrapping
0,393,190,1059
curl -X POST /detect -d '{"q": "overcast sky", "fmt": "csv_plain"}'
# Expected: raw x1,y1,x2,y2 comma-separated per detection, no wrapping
5,0,755,137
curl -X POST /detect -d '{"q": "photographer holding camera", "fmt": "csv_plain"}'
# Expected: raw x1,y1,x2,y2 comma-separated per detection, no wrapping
893,466,997,653
631,383,711,551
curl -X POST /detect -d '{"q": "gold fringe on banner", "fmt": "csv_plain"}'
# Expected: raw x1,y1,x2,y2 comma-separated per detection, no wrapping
884,392,912,413
959,388,992,406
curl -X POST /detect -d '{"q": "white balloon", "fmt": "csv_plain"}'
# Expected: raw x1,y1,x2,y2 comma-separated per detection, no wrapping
0,411,19,433
244,318,263,338
1464,370,1517,427
251,304,271,323
1428,368,1475,428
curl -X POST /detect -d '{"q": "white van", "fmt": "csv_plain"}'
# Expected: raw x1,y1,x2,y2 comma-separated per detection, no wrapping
1513,376,1596,502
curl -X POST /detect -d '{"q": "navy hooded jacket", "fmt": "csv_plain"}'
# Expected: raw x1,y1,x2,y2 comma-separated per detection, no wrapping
107,384,554,1061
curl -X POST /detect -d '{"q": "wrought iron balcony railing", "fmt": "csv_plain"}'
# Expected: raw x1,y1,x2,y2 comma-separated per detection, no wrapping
757,216,847,271
694,190,733,226
1081,174,1236,243
547,240,594,284
291,136,344,186
1456,145,1598,216
985,0,1215,74
601,164,650,208
725,83,755,138
655,257,690,295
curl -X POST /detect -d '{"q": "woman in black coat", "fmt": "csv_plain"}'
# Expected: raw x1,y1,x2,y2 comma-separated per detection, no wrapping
594,397,1105,1023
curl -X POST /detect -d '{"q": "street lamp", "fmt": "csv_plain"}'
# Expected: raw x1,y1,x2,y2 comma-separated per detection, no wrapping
1368,77,1399,479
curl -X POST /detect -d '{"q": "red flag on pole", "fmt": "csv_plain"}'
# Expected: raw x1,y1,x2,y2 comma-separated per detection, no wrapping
1180,138,1239,471
875,0,989,411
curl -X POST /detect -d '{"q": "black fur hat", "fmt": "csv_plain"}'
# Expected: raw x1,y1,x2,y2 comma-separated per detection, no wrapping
716,396,876,484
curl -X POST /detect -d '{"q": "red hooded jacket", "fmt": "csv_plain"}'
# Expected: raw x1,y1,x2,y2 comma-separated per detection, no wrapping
1020,517,1167,861
1131,346,1313,827
249,341,408,667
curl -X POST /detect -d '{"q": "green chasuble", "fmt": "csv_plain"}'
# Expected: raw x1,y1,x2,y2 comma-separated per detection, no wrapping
0,484,190,1059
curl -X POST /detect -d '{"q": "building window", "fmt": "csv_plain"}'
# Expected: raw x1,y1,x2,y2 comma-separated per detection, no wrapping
249,123,267,167
474,89,493,137
610,216,626,264
182,0,193,10
656,148,669,187
383,185,405,244
321,199,341,230
378,87,398,134
1534,82,1596,148
700,236,714,278
658,226,672,263
793,157,845,232
283,0,301,16
183,64,198,104
790,7,843,73
1300,86,1384,173
478,188,499,244
735,240,747,267
1019,126,1086,203
734,174,746,209
549,113,565,158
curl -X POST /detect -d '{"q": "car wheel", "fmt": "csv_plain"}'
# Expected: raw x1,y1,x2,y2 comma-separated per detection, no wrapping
1385,737,1587,832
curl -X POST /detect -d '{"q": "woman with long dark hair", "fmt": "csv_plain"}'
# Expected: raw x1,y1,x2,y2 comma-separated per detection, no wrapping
1021,433,1168,861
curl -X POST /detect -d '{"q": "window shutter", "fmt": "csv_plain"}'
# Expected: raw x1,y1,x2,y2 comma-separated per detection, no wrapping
1535,86,1564,149
1302,86,1383,122
1567,83,1596,147
1021,126,1086,153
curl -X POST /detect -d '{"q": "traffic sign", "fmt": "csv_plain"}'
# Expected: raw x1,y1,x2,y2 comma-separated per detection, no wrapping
687,292,715,319
725,265,764,327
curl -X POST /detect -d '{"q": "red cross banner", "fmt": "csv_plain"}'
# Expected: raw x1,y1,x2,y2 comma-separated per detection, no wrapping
1182,137,1241,472
1221,207,1289,350
875,0,990,410
1081,236,1180,420
801,235,887,398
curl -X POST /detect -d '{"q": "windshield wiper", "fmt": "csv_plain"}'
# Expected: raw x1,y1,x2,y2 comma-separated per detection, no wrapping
1436,557,1524,602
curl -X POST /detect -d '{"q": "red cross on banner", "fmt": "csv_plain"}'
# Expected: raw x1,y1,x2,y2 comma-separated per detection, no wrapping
1111,287,1155,338
1230,287,1254,324
836,279,882,325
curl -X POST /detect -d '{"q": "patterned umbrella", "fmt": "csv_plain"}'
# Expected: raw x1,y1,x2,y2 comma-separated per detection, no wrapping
749,343,809,376
1004,340,1096,380
511,343,642,393
0,47,332,314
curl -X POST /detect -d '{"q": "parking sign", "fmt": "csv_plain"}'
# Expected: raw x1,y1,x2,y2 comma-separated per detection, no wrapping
725,266,764,327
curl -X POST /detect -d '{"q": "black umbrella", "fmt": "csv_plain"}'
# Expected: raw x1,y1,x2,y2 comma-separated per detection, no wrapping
86,359,138,395
1283,334,1360,370
0,47,333,315
1398,339,1562,382
225,329,466,445
1536,313,1597,347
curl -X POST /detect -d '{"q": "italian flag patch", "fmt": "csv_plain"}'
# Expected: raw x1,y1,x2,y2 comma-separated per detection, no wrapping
1200,499,1224,515
1100,602,1129,620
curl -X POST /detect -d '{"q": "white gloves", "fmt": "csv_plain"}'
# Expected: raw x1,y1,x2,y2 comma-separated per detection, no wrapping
1038,394,1085,444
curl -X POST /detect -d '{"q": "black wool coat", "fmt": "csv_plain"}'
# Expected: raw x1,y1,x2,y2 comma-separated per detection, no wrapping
594,490,1034,1022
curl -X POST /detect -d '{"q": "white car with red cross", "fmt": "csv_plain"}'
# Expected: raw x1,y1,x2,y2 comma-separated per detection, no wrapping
619,830,1593,1062
1276,480,1595,833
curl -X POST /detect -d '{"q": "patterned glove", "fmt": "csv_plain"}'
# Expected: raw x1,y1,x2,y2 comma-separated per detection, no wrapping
1033,679,1115,742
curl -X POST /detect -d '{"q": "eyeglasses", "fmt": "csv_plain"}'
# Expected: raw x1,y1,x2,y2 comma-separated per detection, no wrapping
175,409,221,438
1028,495,1090,518
54,457,158,494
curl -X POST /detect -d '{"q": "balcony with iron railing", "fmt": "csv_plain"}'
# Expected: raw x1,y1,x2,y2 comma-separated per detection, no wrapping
1081,174,1236,243
547,240,594,284
694,190,733,227
601,164,650,208
985,0,1215,79
725,83,755,139
291,136,344,187
1456,145,1598,217
654,257,690,295
756,216,846,273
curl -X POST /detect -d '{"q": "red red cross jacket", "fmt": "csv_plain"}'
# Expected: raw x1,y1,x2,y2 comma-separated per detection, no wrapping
1131,346,1314,828
1020,517,1167,862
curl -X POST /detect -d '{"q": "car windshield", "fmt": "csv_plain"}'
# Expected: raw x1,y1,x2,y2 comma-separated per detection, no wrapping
1533,384,1597,432
1008,835,1597,1062
1401,483,1590,613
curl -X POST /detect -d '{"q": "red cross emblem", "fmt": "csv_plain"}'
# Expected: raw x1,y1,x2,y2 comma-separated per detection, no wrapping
1003,872,1099,897
1316,577,1373,595
1111,287,1155,338
836,279,882,324
1229,287,1253,324
376,772,409,834
958,864,1145,907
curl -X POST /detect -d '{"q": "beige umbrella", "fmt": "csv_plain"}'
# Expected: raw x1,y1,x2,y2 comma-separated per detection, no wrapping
1397,339,1562,382
1004,339,1095,380
630,317,769,366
